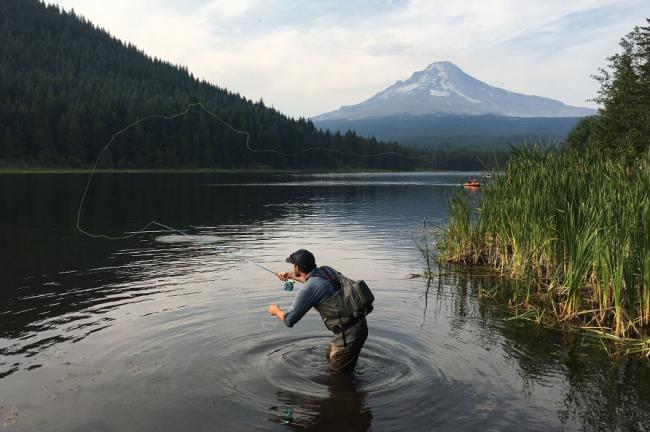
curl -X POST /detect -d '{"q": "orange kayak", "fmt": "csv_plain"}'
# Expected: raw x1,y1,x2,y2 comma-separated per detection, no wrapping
463,181,480,188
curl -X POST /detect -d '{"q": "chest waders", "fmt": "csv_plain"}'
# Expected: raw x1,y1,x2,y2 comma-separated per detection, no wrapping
310,266,369,346
309,266,373,372
314,290,353,345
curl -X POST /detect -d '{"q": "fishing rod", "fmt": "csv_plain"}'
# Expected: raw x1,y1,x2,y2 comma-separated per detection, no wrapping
141,221,296,292
73,101,422,292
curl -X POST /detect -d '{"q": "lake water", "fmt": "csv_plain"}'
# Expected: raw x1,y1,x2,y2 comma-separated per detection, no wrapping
1,172,649,431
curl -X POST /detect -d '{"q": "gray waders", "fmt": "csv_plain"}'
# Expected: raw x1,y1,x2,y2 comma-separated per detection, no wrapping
315,291,368,373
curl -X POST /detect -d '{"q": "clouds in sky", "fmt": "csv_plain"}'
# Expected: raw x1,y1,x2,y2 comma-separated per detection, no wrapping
49,0,649,117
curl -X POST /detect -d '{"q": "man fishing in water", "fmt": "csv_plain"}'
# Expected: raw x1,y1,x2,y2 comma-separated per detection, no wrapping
267,249,370,373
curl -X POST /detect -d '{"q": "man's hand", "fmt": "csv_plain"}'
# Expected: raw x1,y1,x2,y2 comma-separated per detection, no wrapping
267,303,279,315
277,272,290,281
267,304,285,321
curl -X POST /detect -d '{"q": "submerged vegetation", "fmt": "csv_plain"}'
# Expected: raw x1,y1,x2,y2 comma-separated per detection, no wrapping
439,147,650,339
433,20,650,350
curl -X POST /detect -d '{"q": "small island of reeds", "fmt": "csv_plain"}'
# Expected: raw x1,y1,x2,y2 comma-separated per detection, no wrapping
430,20,650,354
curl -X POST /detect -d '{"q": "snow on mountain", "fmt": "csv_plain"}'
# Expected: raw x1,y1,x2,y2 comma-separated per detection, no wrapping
313,61,596,120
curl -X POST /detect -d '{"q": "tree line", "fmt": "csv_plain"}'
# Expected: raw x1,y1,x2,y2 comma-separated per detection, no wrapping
0,0,431,170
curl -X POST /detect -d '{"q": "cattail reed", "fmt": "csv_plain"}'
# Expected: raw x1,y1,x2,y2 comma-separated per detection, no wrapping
437,145,650,341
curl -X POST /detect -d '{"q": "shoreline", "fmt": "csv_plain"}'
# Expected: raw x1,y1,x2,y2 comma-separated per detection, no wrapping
0,167,481,175
0,167,295,175
420,266,650,357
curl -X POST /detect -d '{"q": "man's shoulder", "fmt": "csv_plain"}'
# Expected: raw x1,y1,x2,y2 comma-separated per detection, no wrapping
309,266,339,279
305,267,338,289
320,265,338,274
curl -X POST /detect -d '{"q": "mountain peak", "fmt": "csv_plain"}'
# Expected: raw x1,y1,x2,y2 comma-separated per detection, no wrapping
313,62,595,121
424,60,458,71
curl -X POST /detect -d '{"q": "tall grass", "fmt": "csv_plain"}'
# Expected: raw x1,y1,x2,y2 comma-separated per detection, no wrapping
438,145,650,339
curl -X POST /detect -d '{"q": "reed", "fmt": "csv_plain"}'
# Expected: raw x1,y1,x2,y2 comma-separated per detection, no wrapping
438,145,650,341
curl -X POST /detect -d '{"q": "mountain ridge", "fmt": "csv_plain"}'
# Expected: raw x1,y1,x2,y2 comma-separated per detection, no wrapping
314,61,596,120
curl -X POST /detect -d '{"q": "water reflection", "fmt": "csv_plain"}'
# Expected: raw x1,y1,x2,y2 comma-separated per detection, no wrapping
1,171,454,368
1,172,650,431
436,273,650,431
275,374,372,431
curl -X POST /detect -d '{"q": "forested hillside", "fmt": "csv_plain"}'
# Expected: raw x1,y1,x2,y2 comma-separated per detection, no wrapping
0,0,421,170
314,114,582,150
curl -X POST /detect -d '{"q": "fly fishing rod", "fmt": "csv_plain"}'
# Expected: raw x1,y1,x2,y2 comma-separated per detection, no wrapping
128,221,296,292
75,102,426,291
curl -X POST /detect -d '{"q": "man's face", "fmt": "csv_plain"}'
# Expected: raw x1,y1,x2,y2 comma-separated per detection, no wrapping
293,264,301,276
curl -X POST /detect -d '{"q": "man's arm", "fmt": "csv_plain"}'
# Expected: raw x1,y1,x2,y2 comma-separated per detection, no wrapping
277,271,301,281
268,280,317,327
268,272,298,323
268,271,299,322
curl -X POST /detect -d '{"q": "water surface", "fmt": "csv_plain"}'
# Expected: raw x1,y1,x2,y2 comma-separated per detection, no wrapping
1,172,649,431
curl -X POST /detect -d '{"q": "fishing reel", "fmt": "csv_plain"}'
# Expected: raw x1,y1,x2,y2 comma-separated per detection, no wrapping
283,280,295,291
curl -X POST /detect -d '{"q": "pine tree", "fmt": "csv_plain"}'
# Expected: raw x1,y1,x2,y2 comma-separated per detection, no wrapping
580,19,650,158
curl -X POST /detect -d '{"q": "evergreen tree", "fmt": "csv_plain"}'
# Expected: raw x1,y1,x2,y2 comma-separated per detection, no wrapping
569,19,650,159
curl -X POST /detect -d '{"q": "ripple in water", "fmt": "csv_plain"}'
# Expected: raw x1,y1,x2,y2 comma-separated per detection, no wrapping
212,328,443,420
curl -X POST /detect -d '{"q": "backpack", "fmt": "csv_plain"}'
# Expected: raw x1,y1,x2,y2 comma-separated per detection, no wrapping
313,266,375,319
338,273,375,319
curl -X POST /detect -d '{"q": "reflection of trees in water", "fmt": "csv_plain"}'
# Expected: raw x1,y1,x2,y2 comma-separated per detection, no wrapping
558,352,650,430
429,272,501,349
273,374,373,431
431,273,650,430
0,173,306,372
0,173,452,372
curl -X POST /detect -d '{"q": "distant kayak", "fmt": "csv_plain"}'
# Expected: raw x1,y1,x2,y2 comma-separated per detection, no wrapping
463,179,480,188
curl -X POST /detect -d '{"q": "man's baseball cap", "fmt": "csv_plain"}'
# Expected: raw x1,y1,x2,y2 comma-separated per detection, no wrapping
285,249,316,269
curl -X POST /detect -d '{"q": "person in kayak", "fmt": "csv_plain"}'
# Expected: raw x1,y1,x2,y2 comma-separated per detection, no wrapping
267,249,368,373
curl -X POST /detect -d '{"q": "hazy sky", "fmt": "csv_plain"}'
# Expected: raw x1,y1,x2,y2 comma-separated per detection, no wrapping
48,0,649,118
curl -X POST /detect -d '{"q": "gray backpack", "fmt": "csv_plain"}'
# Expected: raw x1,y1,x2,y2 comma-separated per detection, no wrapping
339,273,375,319
317,266,375,319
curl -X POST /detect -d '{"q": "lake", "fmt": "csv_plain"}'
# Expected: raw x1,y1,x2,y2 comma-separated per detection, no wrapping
1,172,649,431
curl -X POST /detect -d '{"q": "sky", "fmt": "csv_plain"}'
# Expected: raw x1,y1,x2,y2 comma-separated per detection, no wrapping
48,0,649,118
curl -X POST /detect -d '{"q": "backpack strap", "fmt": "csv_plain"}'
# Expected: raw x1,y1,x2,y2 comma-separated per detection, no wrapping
306,266,342,290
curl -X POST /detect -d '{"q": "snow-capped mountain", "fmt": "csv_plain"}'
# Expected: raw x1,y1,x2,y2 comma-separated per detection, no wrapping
313,61,595,120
